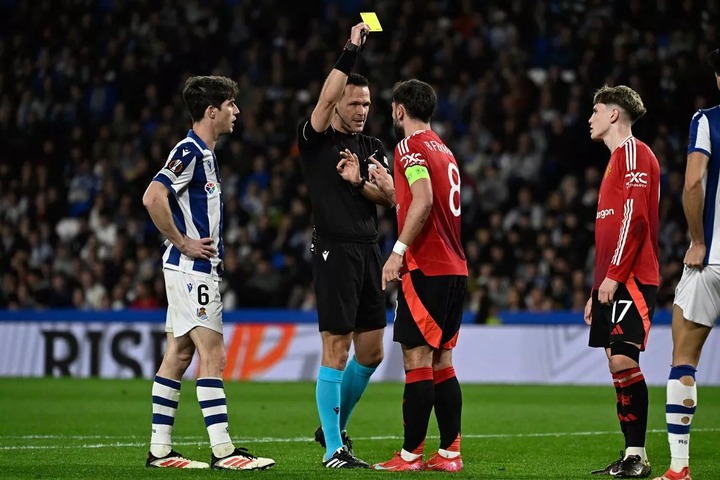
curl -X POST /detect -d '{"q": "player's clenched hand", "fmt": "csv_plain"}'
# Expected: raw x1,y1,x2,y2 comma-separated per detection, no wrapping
381,253,403,290
684,242,706,270
179,236,216,260
584,297,592,326
337,149,362,185
597,277,619,305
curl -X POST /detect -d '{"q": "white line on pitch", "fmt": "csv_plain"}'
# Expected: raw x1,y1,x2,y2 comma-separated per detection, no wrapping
1,428,719,451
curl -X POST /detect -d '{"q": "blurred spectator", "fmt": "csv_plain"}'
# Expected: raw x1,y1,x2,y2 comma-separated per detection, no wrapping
79,270,107,310
130,280,160,310
0,0,713,313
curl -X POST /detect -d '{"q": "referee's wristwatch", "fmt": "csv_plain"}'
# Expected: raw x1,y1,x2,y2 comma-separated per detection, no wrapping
354,176,367,189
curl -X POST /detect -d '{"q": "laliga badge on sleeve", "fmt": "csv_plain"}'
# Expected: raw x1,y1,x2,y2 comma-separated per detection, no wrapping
360,12,383,31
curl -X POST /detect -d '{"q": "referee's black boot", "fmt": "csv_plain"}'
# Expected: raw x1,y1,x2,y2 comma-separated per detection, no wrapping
322,446,368,469
314,426,354,454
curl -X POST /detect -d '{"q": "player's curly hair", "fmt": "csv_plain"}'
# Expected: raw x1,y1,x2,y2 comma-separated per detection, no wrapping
392,79,437,123
183,76,239,122
593,85,646,124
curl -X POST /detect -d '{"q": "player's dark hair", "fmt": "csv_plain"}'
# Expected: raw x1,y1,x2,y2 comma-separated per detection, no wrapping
347,73,369,88
593,85,646,124
391,79,437,123
182,76,239,123
708,48,720,74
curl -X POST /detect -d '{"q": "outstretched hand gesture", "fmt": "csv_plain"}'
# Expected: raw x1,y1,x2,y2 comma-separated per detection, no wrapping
337,148,362,185
368,156,394,198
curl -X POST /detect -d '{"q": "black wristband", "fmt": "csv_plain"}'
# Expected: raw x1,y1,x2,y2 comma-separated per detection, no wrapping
344,40,360,52
334,45,359,75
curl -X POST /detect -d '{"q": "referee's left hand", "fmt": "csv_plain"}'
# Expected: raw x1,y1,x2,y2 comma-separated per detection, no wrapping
337,148,361,185
368,157,393,193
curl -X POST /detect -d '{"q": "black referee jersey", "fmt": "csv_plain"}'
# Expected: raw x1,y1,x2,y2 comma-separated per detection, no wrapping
297,118,389,243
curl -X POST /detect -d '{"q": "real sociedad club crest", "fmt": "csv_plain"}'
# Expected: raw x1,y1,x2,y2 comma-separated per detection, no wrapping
196,307,208,320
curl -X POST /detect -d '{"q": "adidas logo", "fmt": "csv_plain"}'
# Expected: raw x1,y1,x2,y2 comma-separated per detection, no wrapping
325,458,348,468
611,324,624,335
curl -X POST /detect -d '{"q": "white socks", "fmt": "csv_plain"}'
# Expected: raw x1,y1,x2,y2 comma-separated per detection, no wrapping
666,368,697,471
150,376,181,458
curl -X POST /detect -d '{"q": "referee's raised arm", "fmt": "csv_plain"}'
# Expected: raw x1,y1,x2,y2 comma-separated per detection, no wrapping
309,22,369,133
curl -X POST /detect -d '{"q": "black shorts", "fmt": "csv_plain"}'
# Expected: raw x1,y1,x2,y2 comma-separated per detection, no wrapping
589,277,656,351
312,236,386,333
393,269,467,349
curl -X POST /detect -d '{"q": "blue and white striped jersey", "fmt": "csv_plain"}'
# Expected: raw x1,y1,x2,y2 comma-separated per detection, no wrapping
688,106,720,265
153,130,224,278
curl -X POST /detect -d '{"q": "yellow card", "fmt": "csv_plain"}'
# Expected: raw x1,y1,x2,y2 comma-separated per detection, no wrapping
360,12,383,32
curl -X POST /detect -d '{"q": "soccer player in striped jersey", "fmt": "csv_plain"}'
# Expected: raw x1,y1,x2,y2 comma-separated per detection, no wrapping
584,85,660,478
653,48,720,480
369,79,467,472
142,76,274,470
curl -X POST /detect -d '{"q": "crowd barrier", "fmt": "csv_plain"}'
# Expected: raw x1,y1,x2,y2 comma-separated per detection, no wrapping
0,310,717,385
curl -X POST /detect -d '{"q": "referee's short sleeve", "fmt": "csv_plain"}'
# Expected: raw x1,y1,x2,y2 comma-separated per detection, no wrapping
297,118,326,150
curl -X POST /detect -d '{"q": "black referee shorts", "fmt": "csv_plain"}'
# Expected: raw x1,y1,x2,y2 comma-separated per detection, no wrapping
311,236,386,333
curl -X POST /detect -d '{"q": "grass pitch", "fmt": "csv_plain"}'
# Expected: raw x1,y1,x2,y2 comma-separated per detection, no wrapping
1,379,719,479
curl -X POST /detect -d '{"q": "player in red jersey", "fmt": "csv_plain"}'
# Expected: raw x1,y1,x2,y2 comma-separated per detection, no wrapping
369,79,467,472
585,85,660,479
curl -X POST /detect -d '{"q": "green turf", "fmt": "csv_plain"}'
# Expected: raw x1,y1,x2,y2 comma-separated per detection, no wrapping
1,379,719,479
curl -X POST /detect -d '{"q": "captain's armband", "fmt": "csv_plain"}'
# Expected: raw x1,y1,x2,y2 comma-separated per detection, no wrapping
404,165,430,185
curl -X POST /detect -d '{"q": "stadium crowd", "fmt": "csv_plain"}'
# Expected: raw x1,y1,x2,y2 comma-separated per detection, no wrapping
0,0,718,319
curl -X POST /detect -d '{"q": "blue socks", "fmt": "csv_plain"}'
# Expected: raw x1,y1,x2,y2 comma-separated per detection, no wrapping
340,356,377,431
316,366,344,457
317,358,378,459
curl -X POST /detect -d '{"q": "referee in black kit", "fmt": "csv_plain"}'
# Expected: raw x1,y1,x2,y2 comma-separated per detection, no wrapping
297,21,394,468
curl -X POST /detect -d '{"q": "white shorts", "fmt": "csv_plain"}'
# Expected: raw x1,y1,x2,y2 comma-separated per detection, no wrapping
674,265,720,327
164,269,223,337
